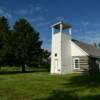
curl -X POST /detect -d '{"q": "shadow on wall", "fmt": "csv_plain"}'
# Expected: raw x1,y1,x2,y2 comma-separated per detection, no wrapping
88,57,100,73
35,73,100,100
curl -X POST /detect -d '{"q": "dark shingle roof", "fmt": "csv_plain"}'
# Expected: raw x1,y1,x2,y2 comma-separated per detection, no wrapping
72,39,100,58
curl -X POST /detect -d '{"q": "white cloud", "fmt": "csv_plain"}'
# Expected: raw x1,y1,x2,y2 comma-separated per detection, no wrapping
77,31,100,44
5,13,12,19
15,4,47,17
57,16,64,21
35,18,59,27
91,23,100,27
0,9,4,14
80,21,100,27
17,9,28,15
0,8,12,19
31,16,46,22
36,21,50,26
81,21,89,26
83,31,93,34
35,6,42,12
73,29,81,33
29,4,48,14
37,17,45,21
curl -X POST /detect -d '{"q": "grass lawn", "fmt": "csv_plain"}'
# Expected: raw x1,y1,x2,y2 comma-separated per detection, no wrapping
0,72,100,100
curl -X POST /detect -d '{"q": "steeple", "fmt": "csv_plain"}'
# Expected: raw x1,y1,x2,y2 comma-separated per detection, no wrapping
51,21,72,35
51,21,72,74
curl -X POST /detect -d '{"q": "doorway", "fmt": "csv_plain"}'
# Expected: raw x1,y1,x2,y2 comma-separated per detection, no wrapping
54,59,58,73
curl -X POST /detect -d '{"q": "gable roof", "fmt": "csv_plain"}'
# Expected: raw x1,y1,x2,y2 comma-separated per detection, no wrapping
72,39,100,58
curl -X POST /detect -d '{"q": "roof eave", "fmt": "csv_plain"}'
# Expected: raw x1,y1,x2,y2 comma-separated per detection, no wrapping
89,55,100,59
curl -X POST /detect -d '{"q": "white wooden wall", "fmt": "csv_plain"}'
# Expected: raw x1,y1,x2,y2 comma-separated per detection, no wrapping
71,42,88,56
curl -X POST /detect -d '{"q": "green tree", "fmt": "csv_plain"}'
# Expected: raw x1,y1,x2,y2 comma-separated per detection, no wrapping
12,18,42,71
41,49,50,68
0,17,49,71
0,16,10,65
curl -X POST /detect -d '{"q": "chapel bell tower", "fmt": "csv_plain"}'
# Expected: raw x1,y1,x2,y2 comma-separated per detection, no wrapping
51,21,72,74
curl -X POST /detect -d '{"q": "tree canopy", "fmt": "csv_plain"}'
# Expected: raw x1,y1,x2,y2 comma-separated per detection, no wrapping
0,16,50,71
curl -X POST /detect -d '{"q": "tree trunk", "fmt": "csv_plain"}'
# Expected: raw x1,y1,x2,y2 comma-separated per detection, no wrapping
22,65,25,72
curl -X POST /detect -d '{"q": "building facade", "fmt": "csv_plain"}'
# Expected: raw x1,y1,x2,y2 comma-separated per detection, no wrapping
51,21,100,74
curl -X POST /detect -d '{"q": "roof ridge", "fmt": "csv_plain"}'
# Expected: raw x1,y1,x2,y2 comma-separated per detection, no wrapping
72,39,100,58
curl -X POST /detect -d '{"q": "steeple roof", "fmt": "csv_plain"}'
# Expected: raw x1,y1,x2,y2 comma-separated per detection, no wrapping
51,21,72,30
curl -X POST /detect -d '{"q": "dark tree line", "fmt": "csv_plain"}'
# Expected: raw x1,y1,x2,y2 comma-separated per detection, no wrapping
0,16,50,71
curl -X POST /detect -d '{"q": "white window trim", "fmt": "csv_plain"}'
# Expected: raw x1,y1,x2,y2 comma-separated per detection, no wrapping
74,57,80,69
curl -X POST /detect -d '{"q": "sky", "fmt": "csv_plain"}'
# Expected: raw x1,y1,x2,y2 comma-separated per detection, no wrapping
0,0,100,50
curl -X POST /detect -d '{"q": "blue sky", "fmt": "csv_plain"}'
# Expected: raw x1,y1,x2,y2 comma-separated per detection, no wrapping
0,0,100,50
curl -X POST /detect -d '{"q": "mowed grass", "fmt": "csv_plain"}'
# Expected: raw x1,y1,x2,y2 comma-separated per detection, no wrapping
0,72,100,100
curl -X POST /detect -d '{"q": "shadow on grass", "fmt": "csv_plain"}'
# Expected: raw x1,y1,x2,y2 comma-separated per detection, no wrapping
0,71,35,75
68,73,100,88
35,90,100,100
0,69,49,75
35,73,100,100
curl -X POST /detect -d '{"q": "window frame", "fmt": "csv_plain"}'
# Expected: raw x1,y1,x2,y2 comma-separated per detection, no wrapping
74,57,80,69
